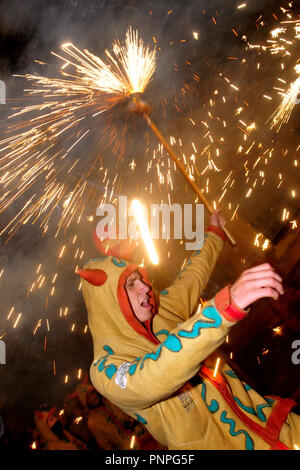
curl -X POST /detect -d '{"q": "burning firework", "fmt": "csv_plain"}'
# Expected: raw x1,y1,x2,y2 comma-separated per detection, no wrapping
131,199,159,265
0,28,156,238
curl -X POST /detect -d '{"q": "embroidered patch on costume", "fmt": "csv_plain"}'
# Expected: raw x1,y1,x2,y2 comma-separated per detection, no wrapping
115,362,131,389
178,391,195,411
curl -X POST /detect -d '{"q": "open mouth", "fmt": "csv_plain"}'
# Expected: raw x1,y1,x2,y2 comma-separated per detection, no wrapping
141,296,151,309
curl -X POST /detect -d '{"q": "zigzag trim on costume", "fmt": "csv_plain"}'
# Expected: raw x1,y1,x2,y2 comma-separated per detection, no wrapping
199,365,292,450
93,345,117,379
94,306,222,379
178,306,222,338
220,411,254,450
234,396,274,423
201,382,219,413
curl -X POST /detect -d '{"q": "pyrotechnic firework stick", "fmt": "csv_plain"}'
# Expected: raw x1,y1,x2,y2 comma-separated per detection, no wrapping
128,97,236,246
146,115,236,246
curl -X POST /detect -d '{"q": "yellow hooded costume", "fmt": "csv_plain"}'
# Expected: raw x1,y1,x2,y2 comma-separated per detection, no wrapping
79,228,300,450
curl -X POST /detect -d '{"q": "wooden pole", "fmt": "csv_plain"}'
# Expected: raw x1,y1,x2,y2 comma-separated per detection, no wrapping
144,115,236,246
127,96,236,246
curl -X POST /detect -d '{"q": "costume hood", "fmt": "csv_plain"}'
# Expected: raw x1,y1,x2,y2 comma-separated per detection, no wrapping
79,255,159,362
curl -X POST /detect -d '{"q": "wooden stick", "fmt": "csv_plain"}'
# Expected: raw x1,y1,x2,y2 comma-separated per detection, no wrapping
144,115,236,246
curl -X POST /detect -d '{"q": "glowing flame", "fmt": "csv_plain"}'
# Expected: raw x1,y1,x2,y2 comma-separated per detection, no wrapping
130,434,136,449
213,357,221,377
272,326,282,335
130,199,159,265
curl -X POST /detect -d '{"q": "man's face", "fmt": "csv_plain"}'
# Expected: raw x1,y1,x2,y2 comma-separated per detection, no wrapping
125,270,153,322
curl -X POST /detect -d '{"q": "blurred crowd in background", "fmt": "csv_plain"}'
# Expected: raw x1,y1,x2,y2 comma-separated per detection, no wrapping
0,374,165,450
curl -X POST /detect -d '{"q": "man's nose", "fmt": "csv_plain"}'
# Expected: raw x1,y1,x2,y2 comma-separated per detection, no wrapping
137,279,150,293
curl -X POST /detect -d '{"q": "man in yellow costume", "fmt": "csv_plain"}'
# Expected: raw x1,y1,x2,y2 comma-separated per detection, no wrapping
78,211,300,450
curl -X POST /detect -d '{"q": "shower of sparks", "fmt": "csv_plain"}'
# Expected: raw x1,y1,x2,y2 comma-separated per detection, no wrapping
112,28,156,94
267,72,300,131
0,27,156,239
262,18,300,131
24,27,156,99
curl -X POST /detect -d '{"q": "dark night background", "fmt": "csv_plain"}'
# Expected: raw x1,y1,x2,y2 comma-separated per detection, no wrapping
0,0,299,450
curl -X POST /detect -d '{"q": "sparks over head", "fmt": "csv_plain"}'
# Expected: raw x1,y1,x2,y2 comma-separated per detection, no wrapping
0,27,156,238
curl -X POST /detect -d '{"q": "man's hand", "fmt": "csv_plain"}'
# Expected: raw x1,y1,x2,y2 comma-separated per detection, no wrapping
230,263,284,310
209,209,226,229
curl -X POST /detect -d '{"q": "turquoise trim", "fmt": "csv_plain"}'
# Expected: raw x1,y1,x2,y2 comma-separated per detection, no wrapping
140,306,222,370
256,401,274,421
191,249,202,257
96,306,222,381
224,369,238,378
234,397,257,418
84,256,108,265
140,344,164,370
160,290,169,295
164,334,182,352
243,383,252,392
155,329,170,337
220,411,254,450
190,234,208,253
234,396,274,422
111,257,126,267
129,358,142,376
140,334,182,370
105,364,118,379
135,414,147,424
178,306,222,338
177,266,188,279
201,382,219,413
94,345,117,379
